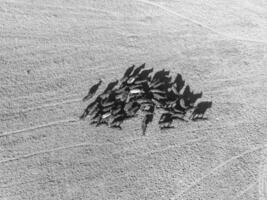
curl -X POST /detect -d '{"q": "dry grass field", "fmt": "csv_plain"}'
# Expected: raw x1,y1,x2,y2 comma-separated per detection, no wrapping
0,0,266,199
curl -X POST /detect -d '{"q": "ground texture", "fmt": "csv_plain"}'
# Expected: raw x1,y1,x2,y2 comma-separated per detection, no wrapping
0,0,266,199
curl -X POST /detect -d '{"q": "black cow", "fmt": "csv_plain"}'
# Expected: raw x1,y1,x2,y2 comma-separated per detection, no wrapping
82,79,102,101
120,65,135,81
142,113,153,135
102,80,119,94
190,101,212,120
131,63,146,77
159,113,175,129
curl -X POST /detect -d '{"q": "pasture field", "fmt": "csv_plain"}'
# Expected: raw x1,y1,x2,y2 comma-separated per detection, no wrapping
0,0,266,199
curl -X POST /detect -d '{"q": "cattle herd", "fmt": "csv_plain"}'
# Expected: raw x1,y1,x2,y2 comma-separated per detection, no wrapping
80,63,212,135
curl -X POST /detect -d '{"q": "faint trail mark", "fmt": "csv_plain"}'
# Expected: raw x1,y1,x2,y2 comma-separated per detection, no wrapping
0,136,208,164
0,141,113,164
171,145,267,200
0,118,78,137
4,97,81,114
234,182,257,200
259,147,267,200
136,0,267,44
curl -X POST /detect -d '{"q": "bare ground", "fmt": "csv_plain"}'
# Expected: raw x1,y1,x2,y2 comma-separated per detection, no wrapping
0,0,266,199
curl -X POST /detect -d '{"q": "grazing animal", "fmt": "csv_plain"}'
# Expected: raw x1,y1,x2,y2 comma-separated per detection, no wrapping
165,89,178,104
152,69,171,84
182,85,191,98
131,63,146,77
170,98,187,114
190,101,212,120
159,113,174,129
149,80,165,89
124,101,140,117
81,63,211,134
126,64,146,84
116,91,129,102
141,103,155,114
95,112,112,127
159,112,184,128
103,80,119,94
82,79,102,101
120,65,135,81
173,73,185,93
101,92,116,109
110,114,126,129
142,114,153,135
182,85,199,108
90,109,104,125
111,106,123,116
189,92,203,107
79,96,102,119
153,92,166,101
136,68,153,81
90,115,102,125
152,69,164,81
80,102,96,119
163,69,170,77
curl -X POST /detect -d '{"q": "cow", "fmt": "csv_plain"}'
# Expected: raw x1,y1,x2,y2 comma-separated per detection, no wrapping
190,101,212,120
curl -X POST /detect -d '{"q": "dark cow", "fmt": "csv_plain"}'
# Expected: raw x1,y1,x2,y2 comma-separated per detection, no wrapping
159,113,174,129
190,101,212,120
120,65,135,81
82,79,102,101
102,79,119,94
131,63,146,77
142,113,153,135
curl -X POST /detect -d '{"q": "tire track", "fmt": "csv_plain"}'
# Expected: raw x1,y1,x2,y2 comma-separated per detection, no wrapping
3,1,117,16
0,47,102,75
112,136,253,163
1,97,81,115
0,137,207,189
0,119,263,165
0,114,264,163
0,42,79,59
0,139,211,196
170,145,266,200
234,182,257,200
258,147,267,200
0,178,45,189
0,136,207,165
0,137,258,192
0,118,78,137
0,141,114,165
136,0,267,45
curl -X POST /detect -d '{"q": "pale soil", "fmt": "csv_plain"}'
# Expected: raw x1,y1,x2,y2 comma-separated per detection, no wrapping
0,0,266,199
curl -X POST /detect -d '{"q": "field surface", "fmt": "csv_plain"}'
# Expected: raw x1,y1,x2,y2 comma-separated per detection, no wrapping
0,0,266,199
